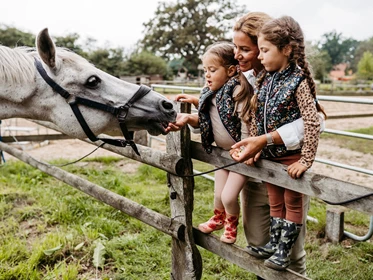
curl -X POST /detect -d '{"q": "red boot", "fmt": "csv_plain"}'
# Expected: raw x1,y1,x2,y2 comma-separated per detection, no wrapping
198,209,226,233
220,213,239,244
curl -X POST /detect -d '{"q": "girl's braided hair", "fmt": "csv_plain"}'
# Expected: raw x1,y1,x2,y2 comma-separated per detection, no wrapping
252,16,327,118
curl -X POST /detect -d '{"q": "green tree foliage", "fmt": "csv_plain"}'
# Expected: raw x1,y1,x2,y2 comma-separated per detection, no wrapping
357,51,373,80
351,37,373,72
54,33,128,77
123,51,169,78
0,24,35,47
87,48,126,77
140,0,247,75
306,42,332,81
54,33,86,56
318,30,358,66
0,25,129,78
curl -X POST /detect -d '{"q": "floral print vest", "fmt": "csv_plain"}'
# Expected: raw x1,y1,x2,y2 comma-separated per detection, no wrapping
255,64,304,158
198,76,241,154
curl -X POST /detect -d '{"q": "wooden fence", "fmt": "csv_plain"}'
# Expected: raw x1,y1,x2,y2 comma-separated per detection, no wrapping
0,102,372,279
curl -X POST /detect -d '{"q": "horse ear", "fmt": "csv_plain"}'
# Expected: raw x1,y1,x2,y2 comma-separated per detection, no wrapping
36,28,56,69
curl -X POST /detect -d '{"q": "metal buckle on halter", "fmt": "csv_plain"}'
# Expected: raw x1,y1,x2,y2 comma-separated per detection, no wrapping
66,95,77,105
117,105,130,122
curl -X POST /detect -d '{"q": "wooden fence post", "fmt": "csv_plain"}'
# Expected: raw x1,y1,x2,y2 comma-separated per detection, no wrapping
167,102,202,279
326,206,345,243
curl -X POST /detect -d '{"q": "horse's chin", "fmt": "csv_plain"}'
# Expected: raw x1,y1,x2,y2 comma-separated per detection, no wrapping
146,121,168,136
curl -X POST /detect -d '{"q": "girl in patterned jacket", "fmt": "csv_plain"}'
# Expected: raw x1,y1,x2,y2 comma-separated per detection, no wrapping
240,15,326,270
180,41,252,244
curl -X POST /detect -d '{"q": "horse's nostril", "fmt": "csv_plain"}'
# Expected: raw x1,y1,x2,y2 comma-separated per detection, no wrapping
162,100,174,110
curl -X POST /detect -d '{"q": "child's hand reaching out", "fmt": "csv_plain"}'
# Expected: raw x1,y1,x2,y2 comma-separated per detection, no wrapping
175,94,199,108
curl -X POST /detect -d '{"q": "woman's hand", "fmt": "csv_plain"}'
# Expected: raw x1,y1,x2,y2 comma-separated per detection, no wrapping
287,162,307,179
175,94,199,108
243,152,261,166
230,135,267,163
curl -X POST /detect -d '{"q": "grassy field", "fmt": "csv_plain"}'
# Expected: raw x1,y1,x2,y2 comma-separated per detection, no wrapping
0,128,372,279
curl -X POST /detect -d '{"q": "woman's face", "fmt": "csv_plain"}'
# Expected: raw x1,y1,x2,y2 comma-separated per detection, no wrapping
232,31,262,74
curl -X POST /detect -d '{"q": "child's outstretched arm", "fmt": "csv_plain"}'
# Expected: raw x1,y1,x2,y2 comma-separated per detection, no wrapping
165,113,199,132
175,94,199,108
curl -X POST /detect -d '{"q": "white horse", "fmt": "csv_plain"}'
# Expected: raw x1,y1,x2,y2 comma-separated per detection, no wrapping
0,28,176,152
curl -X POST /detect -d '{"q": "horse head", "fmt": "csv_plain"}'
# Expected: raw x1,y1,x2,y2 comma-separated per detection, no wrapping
36,28,177,140
0,28,176,147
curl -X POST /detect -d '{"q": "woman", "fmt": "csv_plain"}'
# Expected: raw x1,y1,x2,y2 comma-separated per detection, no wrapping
230,12,313,276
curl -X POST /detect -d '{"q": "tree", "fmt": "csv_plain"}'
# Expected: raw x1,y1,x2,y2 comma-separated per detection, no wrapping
0,25,35,47
140,0,247,75
54,33,85,56
357,51,373,80
351,37,373,72
123,51,170,78
306,41,332,82
318,30,358,67
87,48,126,77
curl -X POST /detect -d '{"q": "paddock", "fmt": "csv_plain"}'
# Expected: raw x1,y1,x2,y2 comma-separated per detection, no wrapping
0,92,372,279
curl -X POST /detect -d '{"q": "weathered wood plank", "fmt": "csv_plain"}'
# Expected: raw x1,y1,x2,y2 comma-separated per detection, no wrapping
81,138,185,176
193,229,310,280
190,141,373,215
29,120,186,176
0,141,185,240
1,134,72,142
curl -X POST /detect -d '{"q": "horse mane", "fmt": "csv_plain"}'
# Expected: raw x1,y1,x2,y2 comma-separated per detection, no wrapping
0,45,90,85
0,46,36,84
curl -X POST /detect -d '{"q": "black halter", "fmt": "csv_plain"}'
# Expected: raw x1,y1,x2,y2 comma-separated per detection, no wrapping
34,58,150,156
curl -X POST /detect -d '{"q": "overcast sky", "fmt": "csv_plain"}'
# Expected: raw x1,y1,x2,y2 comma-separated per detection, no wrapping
1,0,372,50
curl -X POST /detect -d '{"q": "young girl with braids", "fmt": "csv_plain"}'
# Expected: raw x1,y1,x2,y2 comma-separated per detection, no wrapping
176,41,252,244
241,15,326,270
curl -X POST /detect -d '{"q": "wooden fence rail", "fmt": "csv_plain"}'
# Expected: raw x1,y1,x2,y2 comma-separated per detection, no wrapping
1,103,372,279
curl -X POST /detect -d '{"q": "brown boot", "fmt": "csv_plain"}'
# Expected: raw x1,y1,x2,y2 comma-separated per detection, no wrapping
220,213,239,244
198,208,226,233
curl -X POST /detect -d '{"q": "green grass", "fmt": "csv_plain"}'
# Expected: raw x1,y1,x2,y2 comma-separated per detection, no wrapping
0,156,372,279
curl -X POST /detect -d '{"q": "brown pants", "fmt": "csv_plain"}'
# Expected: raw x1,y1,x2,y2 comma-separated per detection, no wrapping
241,180,309,275
266,154,303,224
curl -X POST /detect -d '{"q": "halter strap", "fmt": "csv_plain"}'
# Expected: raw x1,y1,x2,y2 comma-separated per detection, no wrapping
34,58,151,156
34,59,71,99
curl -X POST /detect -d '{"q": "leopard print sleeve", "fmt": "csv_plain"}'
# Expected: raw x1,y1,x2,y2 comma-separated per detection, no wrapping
295,79,320,168
247,108,258,138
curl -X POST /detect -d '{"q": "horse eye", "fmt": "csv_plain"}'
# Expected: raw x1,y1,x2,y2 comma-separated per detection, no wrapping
85,76,101,89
